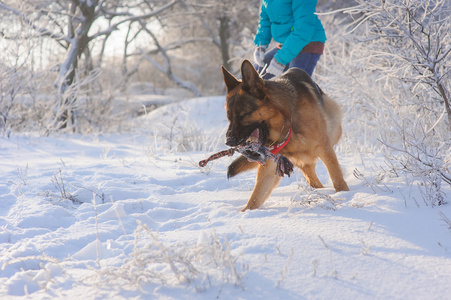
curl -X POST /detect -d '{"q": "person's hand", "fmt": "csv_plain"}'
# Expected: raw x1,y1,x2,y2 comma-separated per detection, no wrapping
265,58,285,78
253,46,267,67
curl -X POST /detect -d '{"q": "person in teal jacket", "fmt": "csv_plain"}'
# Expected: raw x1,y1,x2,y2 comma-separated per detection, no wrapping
253,0,326,79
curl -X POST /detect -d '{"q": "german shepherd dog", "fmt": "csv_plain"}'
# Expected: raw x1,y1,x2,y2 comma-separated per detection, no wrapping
222,60,349,211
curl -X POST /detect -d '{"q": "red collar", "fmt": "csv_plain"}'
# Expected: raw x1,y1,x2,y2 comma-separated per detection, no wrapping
269,124,292,154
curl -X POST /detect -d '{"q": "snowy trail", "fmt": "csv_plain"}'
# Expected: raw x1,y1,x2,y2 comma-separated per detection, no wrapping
1,97,451,299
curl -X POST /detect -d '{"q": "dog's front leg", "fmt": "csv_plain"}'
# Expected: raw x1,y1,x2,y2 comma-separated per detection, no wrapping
241,160,282,211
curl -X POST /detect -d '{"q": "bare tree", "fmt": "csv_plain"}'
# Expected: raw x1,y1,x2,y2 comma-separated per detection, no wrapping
1,1,262,118
181,0,260,71
0,0,180,127
114,0,259,96
0,0,179,93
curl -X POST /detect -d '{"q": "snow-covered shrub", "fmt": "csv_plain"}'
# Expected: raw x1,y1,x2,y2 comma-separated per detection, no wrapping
346,0,450,125
380,125,449,206
0,63,131,135
97,223,247,292
0,36,41,136
323,0,451,205
47,68,131,134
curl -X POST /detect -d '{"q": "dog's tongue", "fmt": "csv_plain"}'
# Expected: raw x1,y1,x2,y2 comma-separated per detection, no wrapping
250,128,259,139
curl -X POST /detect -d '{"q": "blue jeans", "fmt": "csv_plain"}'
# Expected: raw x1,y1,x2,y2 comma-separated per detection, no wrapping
255,47,321,79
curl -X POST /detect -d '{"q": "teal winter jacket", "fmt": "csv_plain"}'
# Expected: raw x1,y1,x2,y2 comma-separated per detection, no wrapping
254,0,326,65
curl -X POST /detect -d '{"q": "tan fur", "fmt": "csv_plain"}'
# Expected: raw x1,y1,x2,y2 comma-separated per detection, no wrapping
222,60,349,211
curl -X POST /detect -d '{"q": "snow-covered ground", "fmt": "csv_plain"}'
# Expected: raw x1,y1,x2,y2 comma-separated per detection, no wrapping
1,96,451,299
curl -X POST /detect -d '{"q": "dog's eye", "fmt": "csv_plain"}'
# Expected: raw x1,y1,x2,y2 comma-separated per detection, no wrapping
240,110,254,120
237,112,250,121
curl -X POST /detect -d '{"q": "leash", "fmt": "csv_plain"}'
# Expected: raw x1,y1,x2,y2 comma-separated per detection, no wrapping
259,63,268,77
260,63,325,108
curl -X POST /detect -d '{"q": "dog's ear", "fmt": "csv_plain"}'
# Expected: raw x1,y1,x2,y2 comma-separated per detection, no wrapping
241,59,264,97
222,66,240,93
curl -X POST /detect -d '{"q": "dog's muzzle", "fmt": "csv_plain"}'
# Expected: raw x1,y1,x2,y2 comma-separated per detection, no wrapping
225,136,238,147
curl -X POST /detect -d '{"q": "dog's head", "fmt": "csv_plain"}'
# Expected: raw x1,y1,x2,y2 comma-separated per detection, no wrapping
222,60,272,149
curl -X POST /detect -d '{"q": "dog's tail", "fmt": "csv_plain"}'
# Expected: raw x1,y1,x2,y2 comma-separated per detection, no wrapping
323,94,343,146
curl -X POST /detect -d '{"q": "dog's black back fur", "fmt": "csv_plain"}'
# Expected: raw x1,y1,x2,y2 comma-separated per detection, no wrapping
279,68,324,107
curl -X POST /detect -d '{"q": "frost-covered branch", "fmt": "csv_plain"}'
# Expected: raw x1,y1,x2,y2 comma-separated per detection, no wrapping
0,3,68,42
141,21,202,97
346,0,451,129
91,0,179,41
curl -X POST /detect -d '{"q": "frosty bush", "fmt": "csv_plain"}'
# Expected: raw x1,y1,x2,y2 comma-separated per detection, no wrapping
0,63,131,135
47,68,131,134
97,223,247,293
346,0,450,124
0,37,42,136
338,0,451,205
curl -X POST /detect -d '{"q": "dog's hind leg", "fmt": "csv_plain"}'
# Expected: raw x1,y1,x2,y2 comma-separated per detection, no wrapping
241,160,281,211
299,163,324,189
227,155,258,178
319,145,349,192
291,156,324,189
